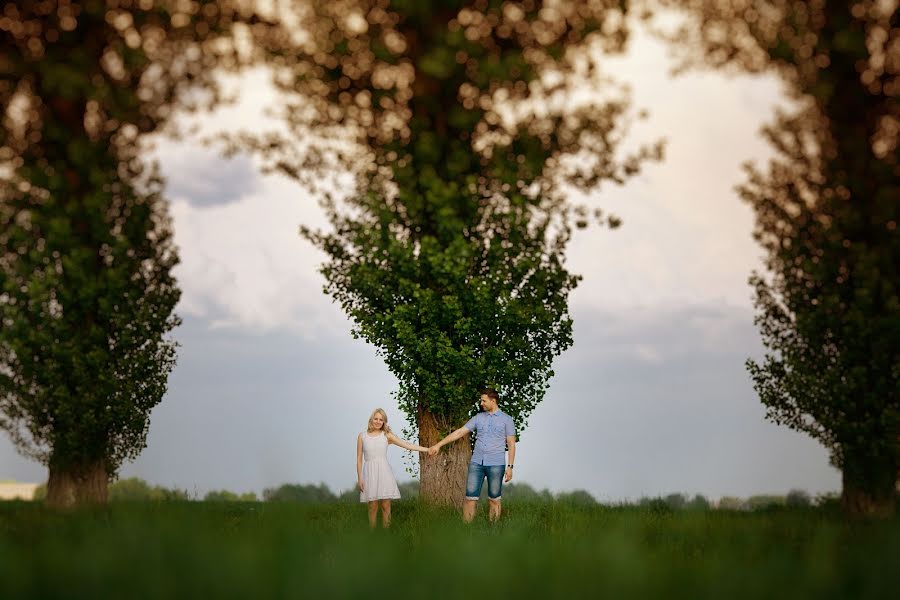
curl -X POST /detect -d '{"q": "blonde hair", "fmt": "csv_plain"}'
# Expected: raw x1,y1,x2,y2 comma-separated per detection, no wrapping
367,408,392,435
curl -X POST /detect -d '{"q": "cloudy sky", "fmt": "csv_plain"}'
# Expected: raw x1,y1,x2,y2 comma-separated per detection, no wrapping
0,27,841,501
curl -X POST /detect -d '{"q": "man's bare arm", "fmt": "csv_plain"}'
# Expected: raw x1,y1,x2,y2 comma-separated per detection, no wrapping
505,436,516,482
428,426,470,455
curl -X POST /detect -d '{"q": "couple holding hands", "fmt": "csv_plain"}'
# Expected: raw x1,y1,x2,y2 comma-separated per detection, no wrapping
356,388,516,528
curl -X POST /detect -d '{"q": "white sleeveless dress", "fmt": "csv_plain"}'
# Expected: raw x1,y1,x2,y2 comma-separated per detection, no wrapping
360,432,401,503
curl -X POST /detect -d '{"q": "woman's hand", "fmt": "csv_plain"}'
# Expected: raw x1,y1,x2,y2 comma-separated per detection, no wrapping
358,479,365,492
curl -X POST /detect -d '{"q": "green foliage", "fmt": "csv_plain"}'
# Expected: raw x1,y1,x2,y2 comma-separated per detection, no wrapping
745,495,787,512
0,131,181,480
556,489,598,507
0,1,275,499
657,0,899,515
204,490,258,503
786,489,812,508
1,502,897,597
250,1,661,440
686,494,711,511
108,478,155,502
716,496,743,510
502,481,554,502
108,478,189,502
262,483,338,503
637,494,715,511
32,484,46,502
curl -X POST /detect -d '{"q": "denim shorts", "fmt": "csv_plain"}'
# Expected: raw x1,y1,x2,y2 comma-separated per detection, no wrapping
465,462,505,501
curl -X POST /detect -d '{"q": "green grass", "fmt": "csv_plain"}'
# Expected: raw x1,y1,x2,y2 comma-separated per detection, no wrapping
1,501,897,598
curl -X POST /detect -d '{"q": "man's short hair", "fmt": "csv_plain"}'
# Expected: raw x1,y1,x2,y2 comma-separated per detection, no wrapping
480,387,500,402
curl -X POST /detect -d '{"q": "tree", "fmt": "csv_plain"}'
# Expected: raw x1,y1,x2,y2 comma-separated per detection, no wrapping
686,494,710,511
0,1,275,506
108,477,156,501
502,481,553,502
205,489,258,502
745,495,786,511
716,496,745,511
245,0,661,507
663,492,687,510
654,0,899,516
262,483,338,503
785,488,811,508
556,489,597,506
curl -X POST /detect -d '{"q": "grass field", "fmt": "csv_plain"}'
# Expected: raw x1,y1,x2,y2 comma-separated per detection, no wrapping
1,500,897,598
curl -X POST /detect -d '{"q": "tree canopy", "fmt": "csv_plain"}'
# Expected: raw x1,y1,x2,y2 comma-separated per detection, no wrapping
233,1,661,504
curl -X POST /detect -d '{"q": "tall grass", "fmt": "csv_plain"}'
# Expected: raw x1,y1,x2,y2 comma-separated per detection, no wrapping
1,501,896,598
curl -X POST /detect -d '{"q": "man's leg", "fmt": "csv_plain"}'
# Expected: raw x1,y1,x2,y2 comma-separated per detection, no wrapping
380,499,392,528
463,499,478,523
488,498,502,522
367,501,378,528
463,463,484,523
487,465,504,522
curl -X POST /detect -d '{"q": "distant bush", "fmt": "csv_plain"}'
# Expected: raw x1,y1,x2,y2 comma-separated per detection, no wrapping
635,493,709,512
28,479,188,502
263,483,337,503
814,492,841,511
108,478,189,501
786,489,811,508
639,497,674,515
686,494,710,511
745,495,786,511
205,490,258,502
556,490,597,506
504,482,553,502
716,496,745,510
664,493,687,510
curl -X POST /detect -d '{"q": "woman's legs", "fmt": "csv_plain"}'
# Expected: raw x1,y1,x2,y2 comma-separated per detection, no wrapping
380,499,392,528
367,501,378,528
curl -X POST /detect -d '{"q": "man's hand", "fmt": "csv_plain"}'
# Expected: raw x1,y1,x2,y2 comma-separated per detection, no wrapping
504,467,513,483
428,445,439,456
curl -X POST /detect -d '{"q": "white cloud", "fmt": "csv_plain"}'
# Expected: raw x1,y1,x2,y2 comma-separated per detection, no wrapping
167,171,346,338
565,29,785,312
152,29,788,335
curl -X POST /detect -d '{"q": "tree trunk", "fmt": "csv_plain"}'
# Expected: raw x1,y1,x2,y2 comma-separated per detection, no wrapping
840,446,896,518
418,406,471,508
46,459,109,507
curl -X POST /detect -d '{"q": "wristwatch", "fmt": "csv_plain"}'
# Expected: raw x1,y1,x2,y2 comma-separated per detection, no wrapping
507,465,514,469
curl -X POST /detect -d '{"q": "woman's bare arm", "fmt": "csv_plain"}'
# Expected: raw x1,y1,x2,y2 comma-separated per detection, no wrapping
386,432,428,452
356,433,364,491
428,426,470,455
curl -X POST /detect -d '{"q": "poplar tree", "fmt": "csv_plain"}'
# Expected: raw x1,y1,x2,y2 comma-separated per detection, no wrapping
244,0,662,505
0,0,275,505
655,0,899,516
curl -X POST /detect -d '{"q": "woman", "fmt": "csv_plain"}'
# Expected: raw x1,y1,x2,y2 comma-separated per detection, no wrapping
357,408,428,528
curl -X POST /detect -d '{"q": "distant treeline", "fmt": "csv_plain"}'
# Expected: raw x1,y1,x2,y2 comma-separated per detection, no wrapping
28,478,825,510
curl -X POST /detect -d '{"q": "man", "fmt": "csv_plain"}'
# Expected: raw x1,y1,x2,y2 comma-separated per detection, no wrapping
428,388,516,523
